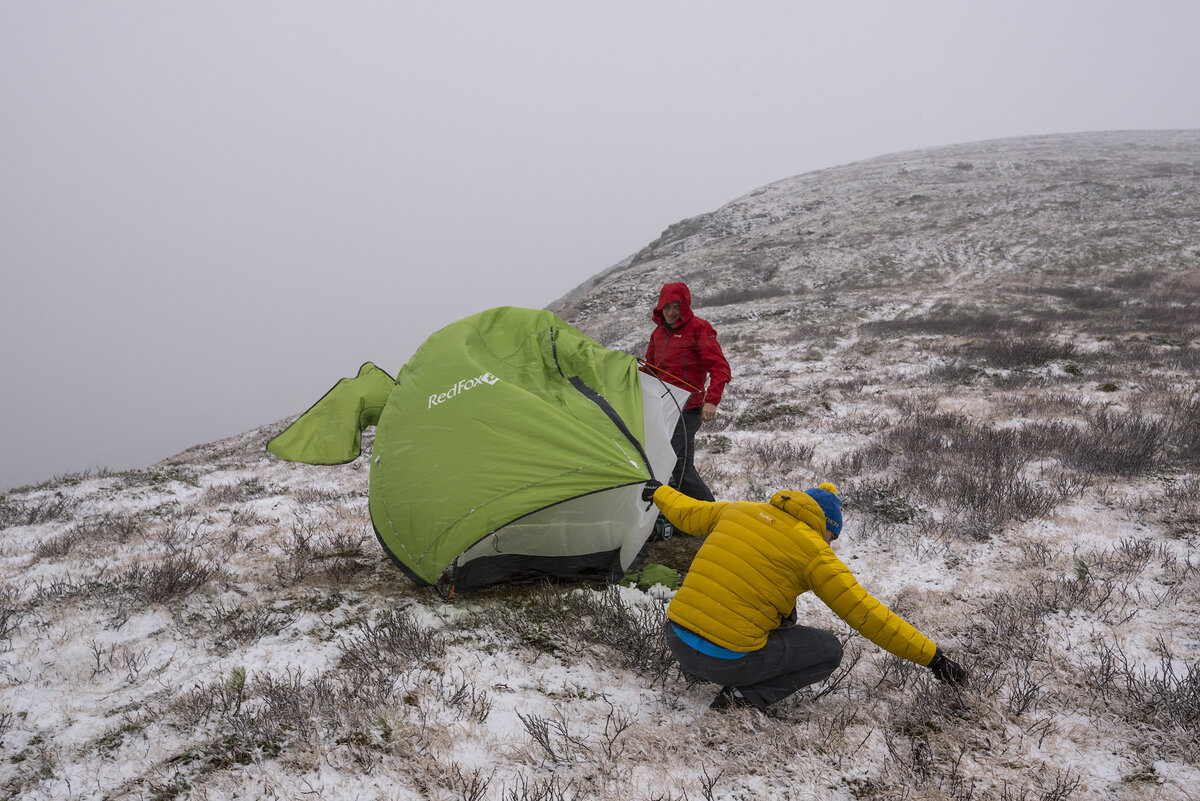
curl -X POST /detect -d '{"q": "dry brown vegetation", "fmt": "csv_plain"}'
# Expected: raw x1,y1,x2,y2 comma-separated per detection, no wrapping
2,132,1197,800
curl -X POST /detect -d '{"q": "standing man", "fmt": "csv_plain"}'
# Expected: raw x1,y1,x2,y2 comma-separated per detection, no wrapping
642,282,731,502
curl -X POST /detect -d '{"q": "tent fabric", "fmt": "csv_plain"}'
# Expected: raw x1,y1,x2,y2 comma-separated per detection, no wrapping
267,362,395,464
267,306,689,594
446,370,687,592
370,307,685,590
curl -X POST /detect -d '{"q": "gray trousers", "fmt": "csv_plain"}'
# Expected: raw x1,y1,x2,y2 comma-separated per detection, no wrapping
665,621,843,708
670,407,714,502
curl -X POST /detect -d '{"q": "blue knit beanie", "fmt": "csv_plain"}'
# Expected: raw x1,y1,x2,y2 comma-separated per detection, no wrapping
804,482,843,539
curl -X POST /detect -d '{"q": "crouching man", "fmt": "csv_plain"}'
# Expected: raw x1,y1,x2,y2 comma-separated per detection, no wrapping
642,480,967,711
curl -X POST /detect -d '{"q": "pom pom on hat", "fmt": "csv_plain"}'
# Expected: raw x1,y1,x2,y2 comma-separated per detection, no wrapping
804,482,843,538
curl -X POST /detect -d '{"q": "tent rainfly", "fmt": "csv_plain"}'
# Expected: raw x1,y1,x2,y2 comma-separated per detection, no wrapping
268,306,689,595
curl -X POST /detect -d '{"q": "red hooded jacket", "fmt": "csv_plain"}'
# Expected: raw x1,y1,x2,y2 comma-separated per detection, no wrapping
643,282,731,410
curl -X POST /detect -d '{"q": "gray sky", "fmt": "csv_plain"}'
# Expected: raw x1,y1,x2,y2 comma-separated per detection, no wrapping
3,1,1198,491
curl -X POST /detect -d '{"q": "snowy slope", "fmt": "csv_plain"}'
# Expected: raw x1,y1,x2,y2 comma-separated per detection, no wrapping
2,131,1198,801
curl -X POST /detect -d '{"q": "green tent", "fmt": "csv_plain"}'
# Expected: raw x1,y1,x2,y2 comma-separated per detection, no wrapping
269,307,689,595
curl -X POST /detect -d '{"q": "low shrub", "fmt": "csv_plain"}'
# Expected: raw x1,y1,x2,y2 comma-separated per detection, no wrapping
847,480,922,525
0,493,79,530
119,548,221,604
694,286,789,307
744,439,815,471
0,585,22,645
339,608,446,675
37,513,142,558
861,311,1035,338
696,434,732,453
1041,286,1123,310
736,398,807,428
837,411,1088,538
1157,475,1200,538
1083,640,1200,760
975,336,1078,369
924,358,979,385
1027,406,1168,477
197,600,298,651
1164,391,1200,468
204,478,273,505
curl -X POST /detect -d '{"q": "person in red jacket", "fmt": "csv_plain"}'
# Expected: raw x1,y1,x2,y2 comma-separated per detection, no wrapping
642,282,732,502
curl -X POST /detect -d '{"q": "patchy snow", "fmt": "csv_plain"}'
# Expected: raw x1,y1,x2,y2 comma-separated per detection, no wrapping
3,131,1199,800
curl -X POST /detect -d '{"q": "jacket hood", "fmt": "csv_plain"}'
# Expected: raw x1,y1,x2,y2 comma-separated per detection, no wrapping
769,490,828,534
652,282,694,327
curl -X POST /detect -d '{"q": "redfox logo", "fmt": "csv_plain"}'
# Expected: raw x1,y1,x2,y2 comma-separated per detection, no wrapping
428,372,499,408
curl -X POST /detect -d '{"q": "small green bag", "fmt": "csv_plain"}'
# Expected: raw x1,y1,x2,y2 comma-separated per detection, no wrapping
619,563,680,591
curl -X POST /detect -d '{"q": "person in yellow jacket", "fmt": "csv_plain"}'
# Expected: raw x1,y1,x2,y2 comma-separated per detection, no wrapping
641,478,967,711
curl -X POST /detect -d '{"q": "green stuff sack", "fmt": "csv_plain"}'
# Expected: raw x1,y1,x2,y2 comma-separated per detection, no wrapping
620,563,681,592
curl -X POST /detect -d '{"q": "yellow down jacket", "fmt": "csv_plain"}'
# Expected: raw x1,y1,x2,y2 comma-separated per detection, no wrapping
654,484,938,665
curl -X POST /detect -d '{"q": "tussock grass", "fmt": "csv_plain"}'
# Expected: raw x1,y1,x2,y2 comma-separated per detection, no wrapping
339,608,447,674
34,512,141,559
292,486,348,505
734,395,807,428
0,492,78,530
204,477,274,505
119,547,221,604
274,512,369,586
192,600,297,652
743,438,815,471
469,582,678,685
974,335,1078,369
0,585,22,645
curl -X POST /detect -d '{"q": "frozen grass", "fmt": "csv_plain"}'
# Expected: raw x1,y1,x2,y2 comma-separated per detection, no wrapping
3,132,1199,800
4,338,1195,801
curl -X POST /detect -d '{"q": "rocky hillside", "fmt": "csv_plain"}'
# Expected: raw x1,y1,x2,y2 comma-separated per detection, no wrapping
1,131,1197,801
553,129,1199,522
555,129,1198,344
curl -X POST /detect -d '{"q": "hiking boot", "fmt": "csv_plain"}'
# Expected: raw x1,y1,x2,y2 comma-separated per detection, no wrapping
709,687,763,712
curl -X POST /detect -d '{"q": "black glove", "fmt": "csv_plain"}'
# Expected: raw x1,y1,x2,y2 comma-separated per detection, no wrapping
928,648,968,685
641,480,662,502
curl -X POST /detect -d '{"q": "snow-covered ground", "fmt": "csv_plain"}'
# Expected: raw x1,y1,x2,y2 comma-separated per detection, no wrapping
2,131,1198,800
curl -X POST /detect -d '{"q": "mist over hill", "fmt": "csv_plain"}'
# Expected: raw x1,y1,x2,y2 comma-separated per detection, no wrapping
1,131,1198,800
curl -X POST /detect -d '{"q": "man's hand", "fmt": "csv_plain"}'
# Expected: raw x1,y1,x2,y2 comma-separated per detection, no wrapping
928,648,968,685
641,480,662,502
701,402,718,423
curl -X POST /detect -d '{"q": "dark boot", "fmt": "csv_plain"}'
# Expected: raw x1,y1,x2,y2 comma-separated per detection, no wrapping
709,687,764,712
